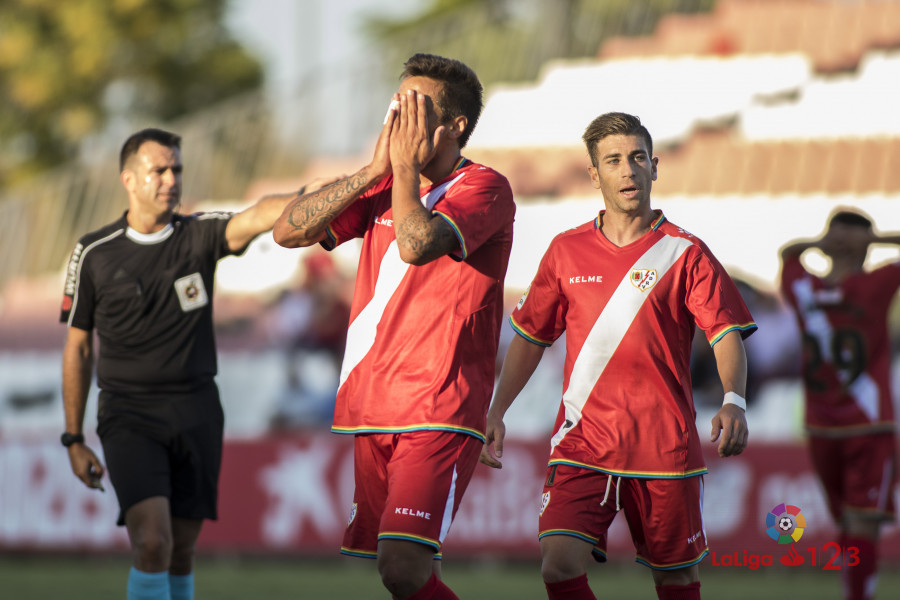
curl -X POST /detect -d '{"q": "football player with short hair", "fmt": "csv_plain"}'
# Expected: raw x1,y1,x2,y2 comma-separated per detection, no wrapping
780,209,900,600
274,54,515,600
480,112,756,600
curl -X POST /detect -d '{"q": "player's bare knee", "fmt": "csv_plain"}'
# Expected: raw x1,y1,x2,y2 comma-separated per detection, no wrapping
168,544,196,575
541,556,584,583
130,528,173,570
377,549,432,596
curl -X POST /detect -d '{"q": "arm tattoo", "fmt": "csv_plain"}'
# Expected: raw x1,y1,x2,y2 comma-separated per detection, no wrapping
396,211,459,261
285,171,370,233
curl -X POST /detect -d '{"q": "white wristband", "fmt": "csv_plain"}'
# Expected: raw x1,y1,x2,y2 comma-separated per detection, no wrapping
723,392,746,411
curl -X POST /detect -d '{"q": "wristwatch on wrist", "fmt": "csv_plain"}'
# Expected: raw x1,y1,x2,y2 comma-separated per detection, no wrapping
60,432,85,447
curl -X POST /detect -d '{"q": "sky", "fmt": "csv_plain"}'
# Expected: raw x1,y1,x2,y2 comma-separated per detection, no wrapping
226,0,419,93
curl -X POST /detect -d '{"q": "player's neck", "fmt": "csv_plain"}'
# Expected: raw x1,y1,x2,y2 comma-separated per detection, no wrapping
827,259,864,284
420,148,462,187
599,208,656,247
126,209,174,234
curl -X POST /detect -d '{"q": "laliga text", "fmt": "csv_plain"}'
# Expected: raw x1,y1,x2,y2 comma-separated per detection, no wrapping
710,542,861,571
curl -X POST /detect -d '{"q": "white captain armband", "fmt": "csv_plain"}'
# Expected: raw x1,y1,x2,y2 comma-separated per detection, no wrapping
723,391,747,411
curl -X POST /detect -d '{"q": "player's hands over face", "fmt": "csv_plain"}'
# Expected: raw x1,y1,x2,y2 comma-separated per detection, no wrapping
67,444,106,491
389,90,445,175
369,94,400,179
710,403,748,457
479,410,507,469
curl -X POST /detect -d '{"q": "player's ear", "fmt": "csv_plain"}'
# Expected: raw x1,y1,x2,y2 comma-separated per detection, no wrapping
651,156,659,181
446,115,467,141
120,169,135,193
588,165,601,189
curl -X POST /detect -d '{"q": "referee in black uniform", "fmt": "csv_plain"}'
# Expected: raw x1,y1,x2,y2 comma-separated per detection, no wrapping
60,128,331,600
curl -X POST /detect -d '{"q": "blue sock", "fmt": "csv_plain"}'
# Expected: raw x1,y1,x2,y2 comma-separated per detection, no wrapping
127,567,170,600
169,573,194,600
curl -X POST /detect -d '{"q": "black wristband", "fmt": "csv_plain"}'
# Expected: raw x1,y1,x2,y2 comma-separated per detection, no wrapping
61,432,85,447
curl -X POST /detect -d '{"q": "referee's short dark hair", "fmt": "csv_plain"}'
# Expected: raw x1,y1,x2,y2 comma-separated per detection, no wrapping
120,128,182,172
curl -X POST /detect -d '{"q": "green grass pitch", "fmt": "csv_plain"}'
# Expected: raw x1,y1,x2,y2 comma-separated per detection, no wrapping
1,555,896,599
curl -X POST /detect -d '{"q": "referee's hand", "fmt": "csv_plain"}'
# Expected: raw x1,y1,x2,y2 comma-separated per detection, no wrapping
67,444,106,491
710,404,748,457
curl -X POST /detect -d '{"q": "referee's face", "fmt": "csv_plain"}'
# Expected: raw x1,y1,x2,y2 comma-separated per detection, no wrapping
124,141,183,223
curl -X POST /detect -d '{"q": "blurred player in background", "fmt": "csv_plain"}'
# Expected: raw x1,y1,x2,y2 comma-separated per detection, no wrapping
480,112,756,600
273,53,515,600
780,209,900,600
60,128,332,600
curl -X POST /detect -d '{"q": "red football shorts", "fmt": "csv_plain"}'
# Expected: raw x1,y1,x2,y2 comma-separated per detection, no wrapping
808,432,897,522
538,464,708,570
341,430,482,559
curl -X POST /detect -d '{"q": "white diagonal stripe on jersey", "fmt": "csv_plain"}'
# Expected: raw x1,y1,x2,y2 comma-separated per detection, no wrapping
550,235,693,452
338,241,411,388
422,173,465,210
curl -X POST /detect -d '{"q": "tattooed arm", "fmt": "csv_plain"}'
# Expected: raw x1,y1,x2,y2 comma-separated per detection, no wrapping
272,168,385,248
273,100,396,248
389,89,461,265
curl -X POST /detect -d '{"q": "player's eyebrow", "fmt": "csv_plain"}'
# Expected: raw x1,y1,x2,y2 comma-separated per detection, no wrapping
603,150,647,160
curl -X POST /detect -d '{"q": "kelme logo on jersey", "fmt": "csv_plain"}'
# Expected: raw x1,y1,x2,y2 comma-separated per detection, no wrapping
630,269,658,292
540,492,550,516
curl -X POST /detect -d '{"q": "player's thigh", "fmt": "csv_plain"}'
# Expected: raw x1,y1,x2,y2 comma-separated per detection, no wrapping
169,384,224,521
100,423,172,524
623,477,706,572
379,431,483,551
124,496,173,551
538,465,617,563
808,436,844,520
342,433,394,557
844,432,897,518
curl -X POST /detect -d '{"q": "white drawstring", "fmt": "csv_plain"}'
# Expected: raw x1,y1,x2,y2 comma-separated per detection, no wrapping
598,475,623,511
599,474,613,506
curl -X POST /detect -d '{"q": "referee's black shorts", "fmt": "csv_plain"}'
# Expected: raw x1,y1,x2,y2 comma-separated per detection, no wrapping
97,381,224,526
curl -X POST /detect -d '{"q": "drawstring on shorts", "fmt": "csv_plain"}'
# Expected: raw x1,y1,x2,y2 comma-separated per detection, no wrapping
598,474,622,511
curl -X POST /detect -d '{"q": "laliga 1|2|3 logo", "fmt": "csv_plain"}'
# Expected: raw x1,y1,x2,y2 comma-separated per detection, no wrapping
710,503,860,571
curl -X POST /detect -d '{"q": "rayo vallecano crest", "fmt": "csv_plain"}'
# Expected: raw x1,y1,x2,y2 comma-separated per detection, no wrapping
540,492,550,516
630,268,658,292
348,502,358,527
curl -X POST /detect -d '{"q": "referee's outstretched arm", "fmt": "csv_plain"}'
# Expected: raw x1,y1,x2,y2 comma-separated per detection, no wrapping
226,174,339,252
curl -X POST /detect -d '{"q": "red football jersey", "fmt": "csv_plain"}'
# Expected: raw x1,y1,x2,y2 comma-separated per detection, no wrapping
511,211,756,478
781,255,900,435
323,158,515,441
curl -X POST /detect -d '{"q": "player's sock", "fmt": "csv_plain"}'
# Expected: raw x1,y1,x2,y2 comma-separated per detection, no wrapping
169,572,194,600
127,567,170,600
544,574,597,600
655,581,701,600
842,535,878,600
400,573,459,600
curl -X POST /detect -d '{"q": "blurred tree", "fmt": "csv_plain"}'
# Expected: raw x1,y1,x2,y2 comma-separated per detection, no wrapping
0,0,263,188
362,0,714,88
